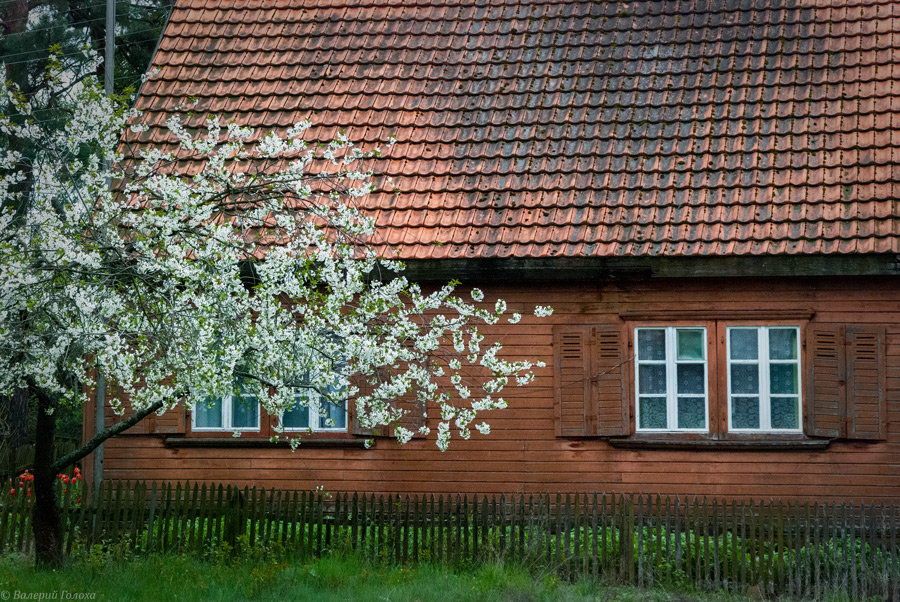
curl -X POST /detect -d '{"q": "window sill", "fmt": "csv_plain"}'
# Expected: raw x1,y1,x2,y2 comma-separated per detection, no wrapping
164,437,372,449
607,436,830,451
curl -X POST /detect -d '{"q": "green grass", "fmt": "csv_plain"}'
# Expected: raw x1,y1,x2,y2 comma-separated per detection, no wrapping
0,552,765,602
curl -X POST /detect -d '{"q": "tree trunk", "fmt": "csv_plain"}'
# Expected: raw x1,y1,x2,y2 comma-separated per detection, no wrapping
32,385,63,568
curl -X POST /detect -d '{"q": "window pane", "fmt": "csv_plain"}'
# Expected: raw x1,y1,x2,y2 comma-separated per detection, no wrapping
194,397,222,429
318,398,347,429
729,329,758,360
677,329,704,360
770,364,799,395
638,364,667,395
676,364,704,395
282,397,310,430
730,364,759,394
231,395,258,429
769,328,798,360
732,396,760,429
771,396,799,429
637,329,665,361
639,397,667,429
678,397,705,429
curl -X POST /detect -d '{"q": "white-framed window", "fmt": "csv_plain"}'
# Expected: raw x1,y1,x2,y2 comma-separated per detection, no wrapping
635,326,708,432
727,326,802,432
281,389,347,432
280,352,348,432
192,378,260,431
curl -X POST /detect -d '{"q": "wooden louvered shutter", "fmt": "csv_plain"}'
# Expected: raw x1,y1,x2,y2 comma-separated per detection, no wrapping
592,324,629,436
553,324,629,437
383,395,427,439
103,382,149,435
351,367,426,438
149,405,186,434
806,325,843,438
360,395,426,439
845,326,885,440
554,325,592,436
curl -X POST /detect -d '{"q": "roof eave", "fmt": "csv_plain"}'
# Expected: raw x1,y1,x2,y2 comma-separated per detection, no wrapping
399,253,900,283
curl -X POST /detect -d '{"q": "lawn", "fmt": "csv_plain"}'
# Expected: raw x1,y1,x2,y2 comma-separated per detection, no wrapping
0,552,767,602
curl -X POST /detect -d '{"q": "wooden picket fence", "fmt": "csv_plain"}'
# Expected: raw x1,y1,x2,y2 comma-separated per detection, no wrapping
2,481,899,600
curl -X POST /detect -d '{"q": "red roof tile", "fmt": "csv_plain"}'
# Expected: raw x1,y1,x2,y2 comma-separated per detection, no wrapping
131,0,900,259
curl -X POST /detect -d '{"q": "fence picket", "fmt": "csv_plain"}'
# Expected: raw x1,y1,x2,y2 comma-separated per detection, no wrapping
635,494,643,587
427,494,434,562
829,501,839,597
194,483,206,553
298,490,308,556
498,494,506,561
700,497,709,588
590,493,598,579
791,501,800,598
739,499,747,591
731,499,739,593
0,489,11,553
840,502,849,594
487,494,494,561
562,493,571,580
486,496,497,558
471,493,479,561
461,494,468,564
401,494,409,564
412,494,419,563
437,494,444,564
453,494,462,566
711,497,719,589
850,501,859,601
317,489,326,557
365,493,375,560
127,481,142,553
889,502,900,600
261,488,272,547
155,482,167,552
664,495,673,586
18,480,31,553
174,483,190,552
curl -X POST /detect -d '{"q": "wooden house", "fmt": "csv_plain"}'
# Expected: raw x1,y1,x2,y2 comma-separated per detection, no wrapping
87,0,900,500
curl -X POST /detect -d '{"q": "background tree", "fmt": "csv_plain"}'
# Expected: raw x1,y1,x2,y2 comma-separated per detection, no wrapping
0,60,549,567
0,0,172,477
2,0,171,95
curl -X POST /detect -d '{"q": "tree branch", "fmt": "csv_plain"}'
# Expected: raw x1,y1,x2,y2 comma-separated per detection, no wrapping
51,399,165,473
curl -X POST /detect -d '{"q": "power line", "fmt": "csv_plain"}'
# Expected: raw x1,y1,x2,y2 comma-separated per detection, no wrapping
0,1,171,29
1,3,174,40
1,29,165,65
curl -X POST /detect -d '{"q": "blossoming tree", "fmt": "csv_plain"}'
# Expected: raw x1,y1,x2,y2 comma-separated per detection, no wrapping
0,59,549,566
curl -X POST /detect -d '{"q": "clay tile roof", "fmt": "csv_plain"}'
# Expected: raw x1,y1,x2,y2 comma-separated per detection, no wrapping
133,0,900,259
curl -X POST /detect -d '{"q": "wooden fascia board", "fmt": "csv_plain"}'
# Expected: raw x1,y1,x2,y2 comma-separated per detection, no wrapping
398,254,900,282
